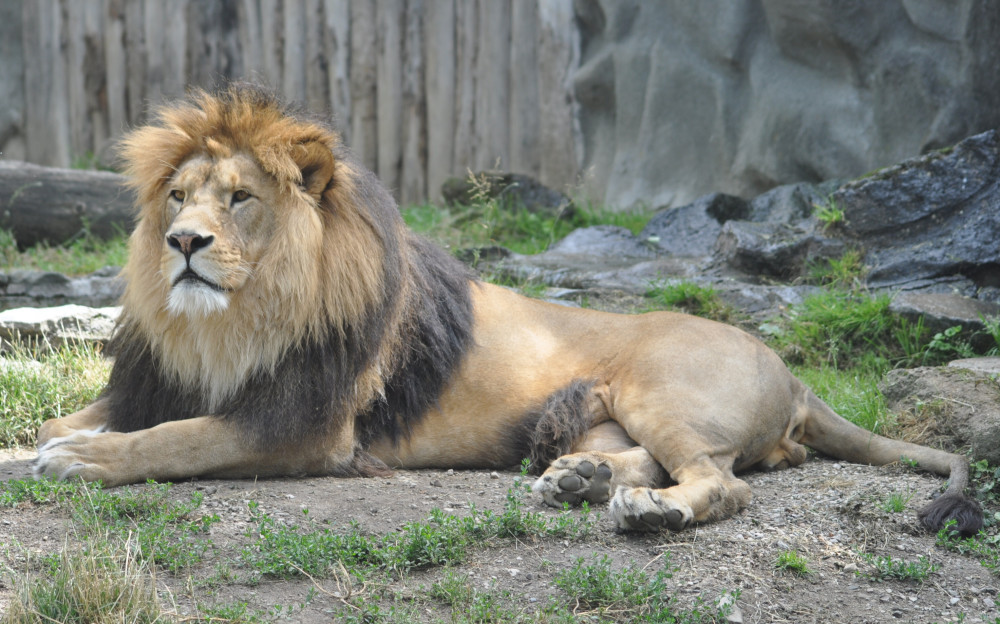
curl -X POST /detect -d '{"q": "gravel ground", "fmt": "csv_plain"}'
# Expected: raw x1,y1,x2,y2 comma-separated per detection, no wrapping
1,447,997,623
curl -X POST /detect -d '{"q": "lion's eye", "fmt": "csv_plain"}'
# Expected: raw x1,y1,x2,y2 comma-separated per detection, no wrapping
170,189,186,202
232,189,252,203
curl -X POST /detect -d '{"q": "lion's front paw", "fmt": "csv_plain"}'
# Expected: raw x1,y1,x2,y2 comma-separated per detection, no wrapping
33,430,122,484
610,486,692,532
532,455,614,507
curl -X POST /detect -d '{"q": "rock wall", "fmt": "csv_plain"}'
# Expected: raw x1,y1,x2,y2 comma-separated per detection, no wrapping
573,0,1000,208
2,0,999,210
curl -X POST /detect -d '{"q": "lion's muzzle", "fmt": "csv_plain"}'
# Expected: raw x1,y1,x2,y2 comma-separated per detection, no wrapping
167,230,215,262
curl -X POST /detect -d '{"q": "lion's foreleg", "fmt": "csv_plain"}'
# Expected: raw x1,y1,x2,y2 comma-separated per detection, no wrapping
36,399,110,447
34,415,333,487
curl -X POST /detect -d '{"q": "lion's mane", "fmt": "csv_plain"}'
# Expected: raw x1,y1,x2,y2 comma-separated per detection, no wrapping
102,84,476,473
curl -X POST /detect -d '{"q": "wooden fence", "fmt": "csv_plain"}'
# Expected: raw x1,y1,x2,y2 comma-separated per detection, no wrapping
8,0,581,204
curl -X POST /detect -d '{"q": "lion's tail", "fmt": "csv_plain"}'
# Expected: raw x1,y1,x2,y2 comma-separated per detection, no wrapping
799,390,983,536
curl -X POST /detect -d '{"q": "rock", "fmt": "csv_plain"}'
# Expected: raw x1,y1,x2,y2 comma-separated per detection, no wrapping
833,130,1000,288
547,225,656,259
572,1,1000,209
441,172,574,218
0,267,123,310
889,292,1000,349
0,304,120,349
641,193,749,257
880,364,1000,464
747,181,842,225
714,221,845,280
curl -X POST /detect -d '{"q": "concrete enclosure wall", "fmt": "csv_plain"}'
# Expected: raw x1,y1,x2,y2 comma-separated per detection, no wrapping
2,0,998,208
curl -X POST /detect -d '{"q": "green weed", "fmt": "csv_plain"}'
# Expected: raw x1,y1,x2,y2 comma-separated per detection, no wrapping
0,340,111,447
774,550,811,575
936,521,1000,575
553,554,735,622
813,196,845,228
0,477,80,508
401,201,651,257
0,226,128,276
857,552,940,582
877,489,914,513
790,365,889,433
806,249,867,289
645,281,735,322
2,535,163,624
70,481,220,574
242,464,593,582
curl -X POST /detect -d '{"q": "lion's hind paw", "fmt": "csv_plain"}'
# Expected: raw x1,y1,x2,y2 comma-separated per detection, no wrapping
610,486,692,532
532,456,613,507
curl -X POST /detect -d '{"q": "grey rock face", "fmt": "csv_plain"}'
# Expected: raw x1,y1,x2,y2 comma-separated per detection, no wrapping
834,130,1000,289
573,0,1000,209
641,193,748,258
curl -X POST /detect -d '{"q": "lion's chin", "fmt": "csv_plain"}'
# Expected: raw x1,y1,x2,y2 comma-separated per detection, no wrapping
166,282,231,318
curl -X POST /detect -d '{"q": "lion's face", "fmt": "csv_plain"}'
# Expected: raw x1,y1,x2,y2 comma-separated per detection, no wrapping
160,154,287,317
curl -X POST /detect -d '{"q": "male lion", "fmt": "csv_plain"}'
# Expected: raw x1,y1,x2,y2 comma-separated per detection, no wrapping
35,84,982,535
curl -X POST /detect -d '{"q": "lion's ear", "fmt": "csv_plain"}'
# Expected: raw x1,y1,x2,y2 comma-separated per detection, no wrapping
293,141,336,201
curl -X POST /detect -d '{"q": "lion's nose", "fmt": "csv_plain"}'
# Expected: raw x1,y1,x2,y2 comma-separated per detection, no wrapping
166,231,214,260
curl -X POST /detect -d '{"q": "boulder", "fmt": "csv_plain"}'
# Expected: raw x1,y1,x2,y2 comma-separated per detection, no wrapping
0,304,120,350
0,267,123,310
889,292,1000,349
881,362,1000,464
641,193,749,257
833,130,1000,289
714,221,846,280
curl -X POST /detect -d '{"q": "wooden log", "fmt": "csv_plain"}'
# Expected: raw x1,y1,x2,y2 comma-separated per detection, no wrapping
423,0,455,201
322,0,352,141
452,0,478,172
400,0,426,205
509,1,541,175
538,0,580,190
23,0,71,166
0,162,135,248
349,0,377,170
474,0,510,170
376,0,404,196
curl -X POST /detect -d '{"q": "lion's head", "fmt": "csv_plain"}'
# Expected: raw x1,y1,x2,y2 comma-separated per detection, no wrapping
114,84,405,411
103,85,474,461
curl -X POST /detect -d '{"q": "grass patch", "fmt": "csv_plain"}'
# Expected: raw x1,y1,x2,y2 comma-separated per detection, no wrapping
857,552,940,582
790,365,889,433
2,536,163,624
402,201,651,256
0,226,129,277
877,489,915,514
774,550,811,576
242,463,593,581
645,281,736,322
0,477,80,508
0,340,111,447
69,481,220,574
552,554,736,622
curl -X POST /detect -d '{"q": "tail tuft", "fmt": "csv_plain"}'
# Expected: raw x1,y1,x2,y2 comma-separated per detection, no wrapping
918,492,983,536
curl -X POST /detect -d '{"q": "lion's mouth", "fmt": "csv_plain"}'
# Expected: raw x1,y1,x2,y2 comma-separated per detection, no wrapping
174,268,227,292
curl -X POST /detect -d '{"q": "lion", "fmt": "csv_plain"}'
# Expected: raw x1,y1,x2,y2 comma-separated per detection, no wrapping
34,84,982,535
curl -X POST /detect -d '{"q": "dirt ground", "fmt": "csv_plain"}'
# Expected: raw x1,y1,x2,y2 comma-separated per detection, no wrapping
0,445,997,624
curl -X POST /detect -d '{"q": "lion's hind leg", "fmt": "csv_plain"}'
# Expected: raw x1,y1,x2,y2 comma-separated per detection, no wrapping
610,458,752,532
532,421,669,507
